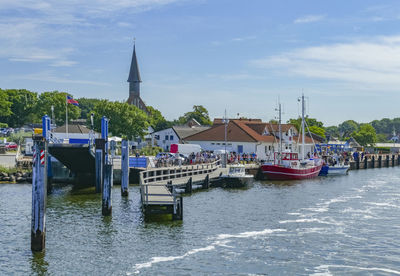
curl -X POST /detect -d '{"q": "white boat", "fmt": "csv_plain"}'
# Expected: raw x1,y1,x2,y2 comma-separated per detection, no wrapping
220,164,254,187
319,155,350,176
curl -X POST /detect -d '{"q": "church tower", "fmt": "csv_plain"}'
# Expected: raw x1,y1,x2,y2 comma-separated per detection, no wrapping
127,43,148,113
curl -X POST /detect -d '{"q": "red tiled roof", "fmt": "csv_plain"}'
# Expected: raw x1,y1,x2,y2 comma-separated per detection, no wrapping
185,119,277,143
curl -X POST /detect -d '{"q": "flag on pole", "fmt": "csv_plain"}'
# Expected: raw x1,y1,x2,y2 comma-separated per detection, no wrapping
66,95,79,106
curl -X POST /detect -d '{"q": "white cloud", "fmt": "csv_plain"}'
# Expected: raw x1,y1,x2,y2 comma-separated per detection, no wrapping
11,71,111,86
251,35,400,89
294,14,325,24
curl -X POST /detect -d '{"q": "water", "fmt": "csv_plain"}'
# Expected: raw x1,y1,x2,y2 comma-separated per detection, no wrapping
1,167,400,275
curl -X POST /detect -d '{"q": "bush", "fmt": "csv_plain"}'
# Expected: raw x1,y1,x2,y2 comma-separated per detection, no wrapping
140,146,163,156
0,123,8,128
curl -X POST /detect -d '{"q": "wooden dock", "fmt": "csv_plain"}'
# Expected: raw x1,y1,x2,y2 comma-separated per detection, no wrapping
139,161,226,220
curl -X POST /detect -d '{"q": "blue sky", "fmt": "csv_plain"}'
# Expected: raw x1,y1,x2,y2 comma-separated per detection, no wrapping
1,0,400,126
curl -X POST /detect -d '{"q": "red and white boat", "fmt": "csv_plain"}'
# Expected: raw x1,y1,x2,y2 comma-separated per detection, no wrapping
261,95,322,180
261,152,322,180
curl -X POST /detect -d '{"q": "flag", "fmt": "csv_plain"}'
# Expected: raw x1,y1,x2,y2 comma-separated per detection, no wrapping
66,95,79,106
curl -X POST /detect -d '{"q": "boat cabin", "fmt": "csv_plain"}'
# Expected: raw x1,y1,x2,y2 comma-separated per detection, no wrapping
228,165,246,176
274,152,300,168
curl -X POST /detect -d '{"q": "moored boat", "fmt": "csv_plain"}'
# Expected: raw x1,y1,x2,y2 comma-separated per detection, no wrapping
220,164,254,187
261,95,322,180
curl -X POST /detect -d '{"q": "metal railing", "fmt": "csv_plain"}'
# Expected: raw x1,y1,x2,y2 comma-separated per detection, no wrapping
140,160,221,185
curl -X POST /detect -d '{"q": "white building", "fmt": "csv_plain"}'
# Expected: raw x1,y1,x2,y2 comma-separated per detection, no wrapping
184,119,318,161
151,125,210,151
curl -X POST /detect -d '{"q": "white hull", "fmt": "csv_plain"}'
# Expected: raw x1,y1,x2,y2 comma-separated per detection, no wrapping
327,166,350,175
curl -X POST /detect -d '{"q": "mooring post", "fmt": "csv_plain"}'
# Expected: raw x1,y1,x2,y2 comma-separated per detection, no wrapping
378,155,382,168
398,155,400,166
202,174,209,189
371,155,375,168
356,156,360,170
31,137,47,252
364,156,367,169
102,164,113,216
185,177,192,194
95,139,105,193
101,116,109,164
386,155,390,167
392,155,395,167
121,140,129,196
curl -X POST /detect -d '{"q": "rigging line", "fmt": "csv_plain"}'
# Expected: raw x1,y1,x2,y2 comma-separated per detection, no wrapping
304,119,320,158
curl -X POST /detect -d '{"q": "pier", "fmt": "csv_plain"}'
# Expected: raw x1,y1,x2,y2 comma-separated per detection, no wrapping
140,160,225,220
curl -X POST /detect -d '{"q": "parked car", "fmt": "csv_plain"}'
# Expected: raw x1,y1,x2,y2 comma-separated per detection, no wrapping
5,142,17,149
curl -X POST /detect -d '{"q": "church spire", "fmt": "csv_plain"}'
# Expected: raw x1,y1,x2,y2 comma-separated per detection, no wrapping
127,42,141,83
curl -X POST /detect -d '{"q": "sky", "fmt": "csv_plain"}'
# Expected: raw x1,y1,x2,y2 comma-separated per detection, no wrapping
1,0,400,126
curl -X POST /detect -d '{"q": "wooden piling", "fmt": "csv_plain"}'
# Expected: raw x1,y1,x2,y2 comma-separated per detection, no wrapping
202,174,209,189
392,155,395,167
386,155,389,167
102,164,113,216
185,177,192,194
95,139,105,193
371,156,375,168
378,155,382,168
121,140,129,196
31,138,47,252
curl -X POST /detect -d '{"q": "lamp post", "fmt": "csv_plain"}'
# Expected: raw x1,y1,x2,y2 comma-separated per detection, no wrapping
51,105,54,128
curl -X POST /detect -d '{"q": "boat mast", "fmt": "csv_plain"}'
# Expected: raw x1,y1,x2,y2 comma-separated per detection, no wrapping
278,102,282,164
301,94,305,160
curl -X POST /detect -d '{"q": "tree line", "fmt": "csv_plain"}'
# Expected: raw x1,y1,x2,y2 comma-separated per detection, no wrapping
0,89,212,140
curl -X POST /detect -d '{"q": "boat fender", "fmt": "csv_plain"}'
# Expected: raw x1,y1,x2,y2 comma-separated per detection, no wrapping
291,161,298,166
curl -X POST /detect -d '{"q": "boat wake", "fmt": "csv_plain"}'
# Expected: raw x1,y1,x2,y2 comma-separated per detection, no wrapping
128,228,286,274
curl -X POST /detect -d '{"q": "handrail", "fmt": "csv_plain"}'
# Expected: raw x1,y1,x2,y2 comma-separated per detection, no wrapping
140,160,221,185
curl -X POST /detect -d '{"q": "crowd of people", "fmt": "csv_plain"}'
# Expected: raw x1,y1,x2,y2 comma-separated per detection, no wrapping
154,151,220,168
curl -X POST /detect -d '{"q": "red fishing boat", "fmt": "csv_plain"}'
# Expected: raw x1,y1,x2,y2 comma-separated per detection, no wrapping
261,152,322,180
261,95,322,180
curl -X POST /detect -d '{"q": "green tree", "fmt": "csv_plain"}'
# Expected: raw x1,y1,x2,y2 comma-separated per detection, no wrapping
0,89,38,127
77,98,103,120
352,124,377,147
325,126,340,138
92,100,148,139
147,106,173,131
178,105,212,126
35,91,80,126
308,125,326,139
338,120,359,138
376,133,388,143
287,116,324,131
0,89,12,118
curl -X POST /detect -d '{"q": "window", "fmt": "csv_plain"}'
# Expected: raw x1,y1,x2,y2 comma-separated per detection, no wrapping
216,143,220,145
211,143,215,145
165,135,169,140
170,135,173,140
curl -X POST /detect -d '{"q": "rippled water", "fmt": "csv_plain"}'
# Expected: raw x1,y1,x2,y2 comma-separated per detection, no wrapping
1,167,400,275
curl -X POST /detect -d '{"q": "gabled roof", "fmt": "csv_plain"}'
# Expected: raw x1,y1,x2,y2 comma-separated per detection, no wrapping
53,124,92,134
185,119,277,143
127,45,141,83
173,125,211,140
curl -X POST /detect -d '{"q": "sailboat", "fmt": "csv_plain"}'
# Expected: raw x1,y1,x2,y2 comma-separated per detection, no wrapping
261,95,322,180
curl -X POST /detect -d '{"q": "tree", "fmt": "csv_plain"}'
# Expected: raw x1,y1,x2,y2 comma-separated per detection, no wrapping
178,105,212,126
0,89,12,119
147,106,173,131
352,124,377,147
308,125,326,139
77,98,102,120
0,89,38,127
92,100,148,139
287,116,324,131
376,133,388,143
325,126,340,138
338,120,359,138
35,91,80,126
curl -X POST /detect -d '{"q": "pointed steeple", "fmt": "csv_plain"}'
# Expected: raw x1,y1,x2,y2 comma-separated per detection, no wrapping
127,44,141,83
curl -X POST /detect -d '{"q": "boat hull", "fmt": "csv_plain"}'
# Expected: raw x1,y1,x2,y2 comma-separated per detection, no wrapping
220,176,253,188
261,164,322,180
